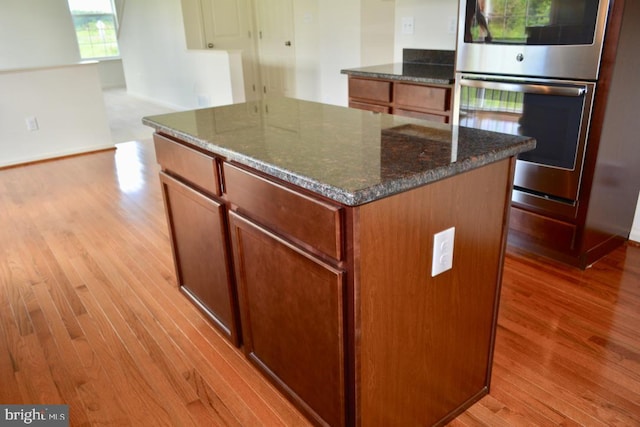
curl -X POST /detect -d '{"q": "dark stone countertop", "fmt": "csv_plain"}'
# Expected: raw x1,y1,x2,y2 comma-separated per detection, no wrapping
143,98,535,206
341,63,455,85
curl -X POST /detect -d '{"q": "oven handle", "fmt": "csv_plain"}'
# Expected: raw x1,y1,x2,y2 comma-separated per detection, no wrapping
459,78,587,97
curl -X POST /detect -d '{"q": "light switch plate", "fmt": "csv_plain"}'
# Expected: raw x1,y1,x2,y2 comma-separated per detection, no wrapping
402,17,415,35
432,227,455,277
448,16,457,34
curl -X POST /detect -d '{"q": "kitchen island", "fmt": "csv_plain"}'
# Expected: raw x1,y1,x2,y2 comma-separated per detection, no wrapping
143,98,535,427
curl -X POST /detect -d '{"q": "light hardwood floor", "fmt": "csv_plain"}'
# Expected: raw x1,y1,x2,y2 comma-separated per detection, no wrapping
0,138,638,426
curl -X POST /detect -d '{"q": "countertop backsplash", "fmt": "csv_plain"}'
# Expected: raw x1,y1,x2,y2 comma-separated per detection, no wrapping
402,49,455,66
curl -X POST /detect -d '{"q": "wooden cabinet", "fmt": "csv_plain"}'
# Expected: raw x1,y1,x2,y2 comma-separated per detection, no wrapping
224,163,346,426
357,159,513,425
228,212,346,427
347,78,392,113
153,132,515,426
154,135,240,346
348,76,452,123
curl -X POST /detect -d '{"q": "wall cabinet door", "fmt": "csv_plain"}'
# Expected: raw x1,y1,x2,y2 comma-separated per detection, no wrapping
159,172,240,345
228,211,346,427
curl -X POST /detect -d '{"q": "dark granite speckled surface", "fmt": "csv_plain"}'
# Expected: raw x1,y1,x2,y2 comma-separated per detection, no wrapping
143,98,535,206
341,49,455,85
403,49,455,66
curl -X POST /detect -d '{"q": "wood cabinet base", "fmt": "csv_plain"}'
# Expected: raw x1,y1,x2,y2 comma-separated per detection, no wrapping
155,134,517,426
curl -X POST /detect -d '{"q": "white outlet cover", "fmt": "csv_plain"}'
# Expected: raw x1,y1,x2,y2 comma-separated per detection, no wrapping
25,116,39,132
432,227,455,277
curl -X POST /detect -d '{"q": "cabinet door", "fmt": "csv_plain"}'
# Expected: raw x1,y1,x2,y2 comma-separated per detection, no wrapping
229,211,346,427
160,172,240,346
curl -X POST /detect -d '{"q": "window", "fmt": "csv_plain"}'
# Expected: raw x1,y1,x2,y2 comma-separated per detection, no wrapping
68,0,120,59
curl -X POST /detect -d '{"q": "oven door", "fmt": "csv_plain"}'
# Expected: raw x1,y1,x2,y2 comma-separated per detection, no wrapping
456,0,611,80
454,74,596,203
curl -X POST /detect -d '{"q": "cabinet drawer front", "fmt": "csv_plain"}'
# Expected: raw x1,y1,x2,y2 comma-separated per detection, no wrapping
348,77,391,103
349,101,390,114
154,133,220,196
394,83,450,111
394,108,449,123
223,163,343,261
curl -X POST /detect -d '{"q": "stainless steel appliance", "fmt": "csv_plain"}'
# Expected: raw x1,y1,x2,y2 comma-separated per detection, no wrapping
456,0,610,80
455,75,595,212
454,0,612,218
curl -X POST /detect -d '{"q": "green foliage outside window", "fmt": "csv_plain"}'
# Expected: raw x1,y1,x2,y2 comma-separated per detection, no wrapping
486,0,552,42
72,13,120,59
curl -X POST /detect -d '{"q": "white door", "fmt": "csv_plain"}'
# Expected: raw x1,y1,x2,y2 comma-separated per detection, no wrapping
200,0,260,101
255,0,296,99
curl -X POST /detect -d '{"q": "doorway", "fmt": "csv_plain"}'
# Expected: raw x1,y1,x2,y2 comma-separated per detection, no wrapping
254,0,296,99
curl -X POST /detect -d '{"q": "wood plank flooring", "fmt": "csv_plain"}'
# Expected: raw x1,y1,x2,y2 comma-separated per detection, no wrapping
1,140,638,426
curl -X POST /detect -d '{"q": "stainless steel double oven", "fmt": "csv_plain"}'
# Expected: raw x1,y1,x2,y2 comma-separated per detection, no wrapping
453,0,612,214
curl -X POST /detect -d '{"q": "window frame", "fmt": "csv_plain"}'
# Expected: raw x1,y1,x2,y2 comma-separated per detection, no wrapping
68,0,121,60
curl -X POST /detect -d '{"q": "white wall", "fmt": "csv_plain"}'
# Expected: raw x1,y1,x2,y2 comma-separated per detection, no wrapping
316,0,362,106
0,0,113,167
361,0,396,67
291,0,321,102
0,0,80,69
0,63,113,168
97,59,127,89
291,0,446,106
296,0,395,106
631,193,640,243
117,0,241,110
393,0,458,62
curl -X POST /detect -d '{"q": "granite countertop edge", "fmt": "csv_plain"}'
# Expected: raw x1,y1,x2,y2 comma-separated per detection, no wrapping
341,63,455,85
144,119,535,207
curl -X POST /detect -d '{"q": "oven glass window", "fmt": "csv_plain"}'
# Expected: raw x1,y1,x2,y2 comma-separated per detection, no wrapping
459,85,585,169
464,0,600,45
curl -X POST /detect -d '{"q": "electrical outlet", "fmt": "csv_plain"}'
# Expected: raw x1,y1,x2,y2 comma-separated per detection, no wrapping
197,95,211,107
25,116,39,132
431,227,455,277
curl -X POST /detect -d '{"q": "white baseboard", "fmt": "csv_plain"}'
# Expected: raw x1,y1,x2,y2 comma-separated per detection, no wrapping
0,144,116,169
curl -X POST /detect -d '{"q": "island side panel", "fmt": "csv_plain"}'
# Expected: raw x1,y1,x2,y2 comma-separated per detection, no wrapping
356,158,514,426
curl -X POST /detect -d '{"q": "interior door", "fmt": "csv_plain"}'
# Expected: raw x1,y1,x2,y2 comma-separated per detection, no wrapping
255,0,296,98
200,0,260,101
